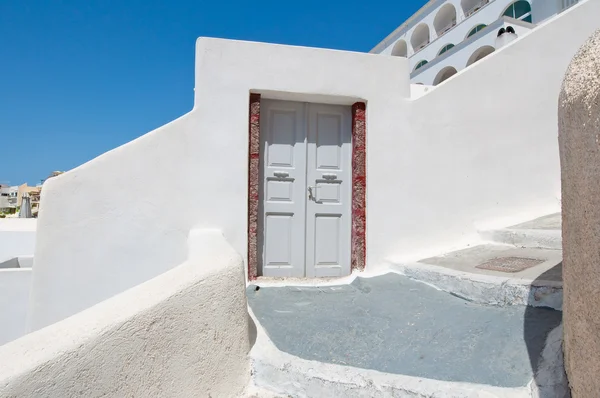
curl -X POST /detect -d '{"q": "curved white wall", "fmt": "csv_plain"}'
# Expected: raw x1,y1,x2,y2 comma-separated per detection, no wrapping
0,230,252,397
29,41,410,330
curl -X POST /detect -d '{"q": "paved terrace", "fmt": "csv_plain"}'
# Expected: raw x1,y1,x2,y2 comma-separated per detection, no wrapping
247,272,561,388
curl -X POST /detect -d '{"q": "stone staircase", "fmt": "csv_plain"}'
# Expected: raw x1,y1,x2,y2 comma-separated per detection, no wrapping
246,213,567,397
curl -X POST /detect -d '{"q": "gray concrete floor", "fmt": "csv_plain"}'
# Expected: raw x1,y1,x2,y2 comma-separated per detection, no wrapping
247,273,562,388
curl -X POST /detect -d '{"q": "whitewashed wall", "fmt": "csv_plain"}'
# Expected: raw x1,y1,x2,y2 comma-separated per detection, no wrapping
0,230,252,397
0,269,32,346
29,44,410,330
0,219,36,263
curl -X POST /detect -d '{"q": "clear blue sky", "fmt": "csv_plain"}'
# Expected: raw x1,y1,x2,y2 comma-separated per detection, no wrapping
0,0,422,186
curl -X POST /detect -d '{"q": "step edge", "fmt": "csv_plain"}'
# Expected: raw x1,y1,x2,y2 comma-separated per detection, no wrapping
384,262,563,310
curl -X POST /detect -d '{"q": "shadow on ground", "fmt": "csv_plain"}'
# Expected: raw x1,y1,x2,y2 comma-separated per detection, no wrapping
525,262,570,397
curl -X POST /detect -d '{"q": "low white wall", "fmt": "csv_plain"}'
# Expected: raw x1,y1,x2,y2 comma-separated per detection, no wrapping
30,42,410,330
368,0,599,265
410,83,434,99
0,219,36,263
0,230,251,397
0,269,32,346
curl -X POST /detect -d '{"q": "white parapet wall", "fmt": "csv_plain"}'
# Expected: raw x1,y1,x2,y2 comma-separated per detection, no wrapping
0,219,36,263
0,268,32,346
0,230,251,397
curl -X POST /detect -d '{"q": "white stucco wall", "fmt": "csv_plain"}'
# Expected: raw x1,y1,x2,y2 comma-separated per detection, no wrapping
0,230,251,397
0,219,36,263
0,269,32,346
410,83,434,99
30,43,410,330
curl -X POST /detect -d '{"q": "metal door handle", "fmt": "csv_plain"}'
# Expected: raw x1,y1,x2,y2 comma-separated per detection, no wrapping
308,186,316,201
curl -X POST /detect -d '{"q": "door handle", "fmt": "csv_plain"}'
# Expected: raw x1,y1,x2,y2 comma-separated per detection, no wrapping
308,186,316,201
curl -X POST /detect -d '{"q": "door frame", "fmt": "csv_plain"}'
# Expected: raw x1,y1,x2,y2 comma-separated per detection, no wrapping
247,93,366,280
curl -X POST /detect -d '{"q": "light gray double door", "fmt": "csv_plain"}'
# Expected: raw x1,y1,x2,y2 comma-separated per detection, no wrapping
259,99,352,278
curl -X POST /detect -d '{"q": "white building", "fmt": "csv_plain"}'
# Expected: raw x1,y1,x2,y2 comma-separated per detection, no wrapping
0,185,18,213
0,0,599,395
372,0,580,85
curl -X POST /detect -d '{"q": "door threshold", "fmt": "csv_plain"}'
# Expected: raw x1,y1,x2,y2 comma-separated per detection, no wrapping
251,274,357,288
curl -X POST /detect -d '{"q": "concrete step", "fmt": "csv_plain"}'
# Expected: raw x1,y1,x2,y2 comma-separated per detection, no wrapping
479,213,562,250
390,244,562,309
247,273,567,397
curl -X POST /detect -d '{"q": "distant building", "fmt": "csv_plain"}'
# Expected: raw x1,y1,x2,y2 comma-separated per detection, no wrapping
0,184,43,216
0,185,17,214
370,0,580,85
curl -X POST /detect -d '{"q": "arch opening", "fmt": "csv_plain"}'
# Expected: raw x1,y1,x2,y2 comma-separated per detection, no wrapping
391,40,408,57
433,66,458,85
466,45,495,67
433,4,457,37
502,1,532,23
467,24,487,38
414,60,429,71
411,23,431,52
438,43,455,56
462,0,489,16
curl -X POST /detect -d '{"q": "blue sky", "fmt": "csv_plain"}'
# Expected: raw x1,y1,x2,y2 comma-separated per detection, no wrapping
0,0,422,185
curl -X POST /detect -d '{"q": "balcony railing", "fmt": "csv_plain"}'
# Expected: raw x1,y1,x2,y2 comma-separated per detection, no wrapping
414,40,431,53
465,0,491,17
438,19,457,36
561,0,579,11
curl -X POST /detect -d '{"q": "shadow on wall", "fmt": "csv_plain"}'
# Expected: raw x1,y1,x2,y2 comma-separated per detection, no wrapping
524,263,569,397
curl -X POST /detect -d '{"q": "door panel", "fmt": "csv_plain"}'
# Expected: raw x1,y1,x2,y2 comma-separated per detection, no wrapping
259,100,307,277
305,104,352,277
259,100,352,278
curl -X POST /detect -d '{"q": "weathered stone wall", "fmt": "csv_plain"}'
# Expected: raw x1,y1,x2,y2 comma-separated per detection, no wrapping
558,29,600,397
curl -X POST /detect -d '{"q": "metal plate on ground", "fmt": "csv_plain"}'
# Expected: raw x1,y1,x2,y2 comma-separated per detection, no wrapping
475,257,544,273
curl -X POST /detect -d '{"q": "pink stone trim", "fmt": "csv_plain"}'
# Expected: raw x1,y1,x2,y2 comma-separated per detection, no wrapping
247,93,261,280
351,102,367,272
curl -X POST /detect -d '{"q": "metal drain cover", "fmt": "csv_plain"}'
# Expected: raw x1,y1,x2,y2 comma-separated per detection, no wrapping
475,257,544,273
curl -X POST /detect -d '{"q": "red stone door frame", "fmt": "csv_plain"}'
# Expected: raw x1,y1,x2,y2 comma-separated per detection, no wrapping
247,94,366,280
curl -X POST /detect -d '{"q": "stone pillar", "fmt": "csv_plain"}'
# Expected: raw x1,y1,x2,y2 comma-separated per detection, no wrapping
558,29,600,397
